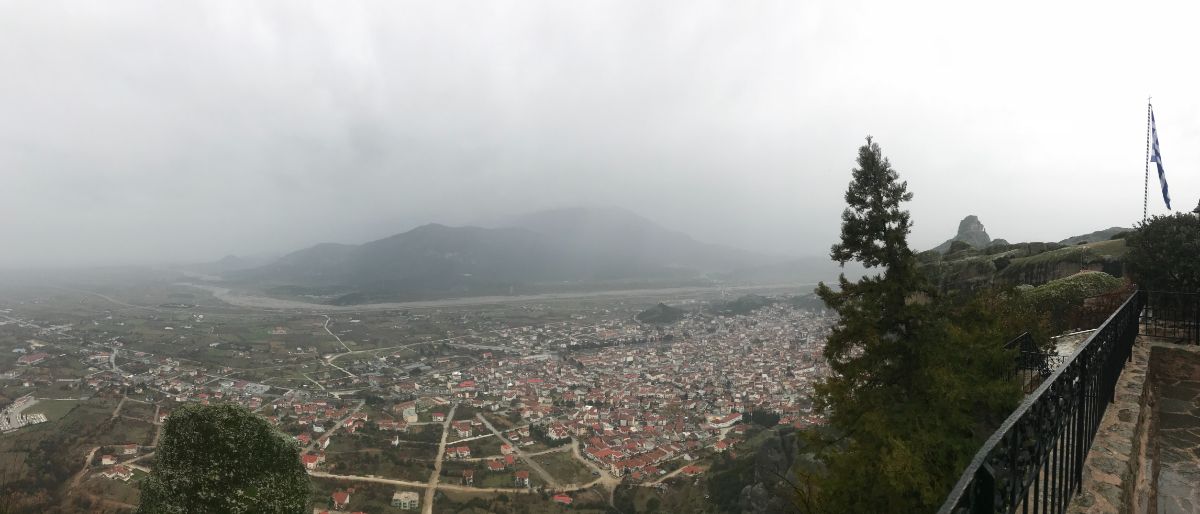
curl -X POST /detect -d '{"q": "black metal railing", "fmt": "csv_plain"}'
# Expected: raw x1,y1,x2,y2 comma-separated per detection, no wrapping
938,290,1143,514
1139,290,1200,344
1005,332,1064,394
1066,285,1137,331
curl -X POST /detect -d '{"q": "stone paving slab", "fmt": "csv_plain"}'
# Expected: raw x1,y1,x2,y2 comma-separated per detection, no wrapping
1147,346,1200,514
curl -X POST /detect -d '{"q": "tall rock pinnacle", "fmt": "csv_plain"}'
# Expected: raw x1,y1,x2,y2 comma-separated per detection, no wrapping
933,215,993,253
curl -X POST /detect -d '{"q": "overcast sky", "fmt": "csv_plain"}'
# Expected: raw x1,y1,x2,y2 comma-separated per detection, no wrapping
2,1,1199,269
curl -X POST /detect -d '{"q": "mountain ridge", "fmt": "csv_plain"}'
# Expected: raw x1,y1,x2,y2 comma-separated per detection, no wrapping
228,207,792,304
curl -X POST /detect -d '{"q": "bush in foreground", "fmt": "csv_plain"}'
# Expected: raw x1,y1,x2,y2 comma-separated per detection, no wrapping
1126,212,1200,292
137,403,309,514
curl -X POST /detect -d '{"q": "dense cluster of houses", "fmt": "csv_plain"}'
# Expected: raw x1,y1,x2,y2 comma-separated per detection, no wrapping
377,304,834,480
288,304,833,482
1,292,835,511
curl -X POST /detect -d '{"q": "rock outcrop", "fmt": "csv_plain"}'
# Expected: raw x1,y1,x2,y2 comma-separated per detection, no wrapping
1058,227,1132,246
933,215,993,253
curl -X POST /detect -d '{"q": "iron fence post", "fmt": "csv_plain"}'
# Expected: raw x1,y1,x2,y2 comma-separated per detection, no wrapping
973,464,995,514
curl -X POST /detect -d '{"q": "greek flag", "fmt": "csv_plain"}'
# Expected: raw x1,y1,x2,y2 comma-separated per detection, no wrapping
1150,107,1171,209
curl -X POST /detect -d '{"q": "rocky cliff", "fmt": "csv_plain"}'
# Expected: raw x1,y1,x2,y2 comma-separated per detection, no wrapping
933,215,993,253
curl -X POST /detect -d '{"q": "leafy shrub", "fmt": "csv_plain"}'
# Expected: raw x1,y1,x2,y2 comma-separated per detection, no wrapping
1126,213,1200,291
137,404,309,514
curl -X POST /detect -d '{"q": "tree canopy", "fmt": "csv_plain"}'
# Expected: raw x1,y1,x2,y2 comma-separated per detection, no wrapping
137,403,310,514
805,137,1020,513
1126,212,1200,292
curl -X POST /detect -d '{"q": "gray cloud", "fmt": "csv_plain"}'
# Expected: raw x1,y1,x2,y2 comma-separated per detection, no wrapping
2,1,1199,268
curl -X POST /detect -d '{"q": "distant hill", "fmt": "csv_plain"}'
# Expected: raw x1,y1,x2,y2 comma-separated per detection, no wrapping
229,207,816,304
237,224,580,302
787,293,827,311
710,294,776,316
636,303,685,324
1058,227,1132,246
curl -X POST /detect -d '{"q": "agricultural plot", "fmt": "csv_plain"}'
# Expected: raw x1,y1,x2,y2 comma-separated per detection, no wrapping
23,399,80,422
119,400,157,423
531,450,595,486
465,434,505,458
322,431,437,482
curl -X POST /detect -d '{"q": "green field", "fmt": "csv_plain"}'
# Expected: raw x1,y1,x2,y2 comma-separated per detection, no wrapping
466,434,504,457
120,400,157,422
322,431,436,482
479,469,521,489
433,486,611,514
24,399,80,421
531,449,595,486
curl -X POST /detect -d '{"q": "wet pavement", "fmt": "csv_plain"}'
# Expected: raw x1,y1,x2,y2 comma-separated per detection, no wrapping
1149,347,1200,514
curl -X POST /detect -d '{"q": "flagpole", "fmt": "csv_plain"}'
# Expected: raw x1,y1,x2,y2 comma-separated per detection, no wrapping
1144,98,1151,222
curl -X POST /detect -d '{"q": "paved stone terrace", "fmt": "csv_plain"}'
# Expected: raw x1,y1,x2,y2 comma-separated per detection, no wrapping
1069,339,1200,514
1147,346,1200,514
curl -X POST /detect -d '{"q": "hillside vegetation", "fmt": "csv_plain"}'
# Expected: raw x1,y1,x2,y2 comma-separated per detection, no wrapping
1058,226,1131,245
1018,271,1124,308
635,303,684,324
709,294,776,316
919,238,1127,292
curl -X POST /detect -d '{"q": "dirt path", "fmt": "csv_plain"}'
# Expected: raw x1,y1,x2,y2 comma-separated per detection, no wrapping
310,470,528,493
572,437,619,506
67,446,101,491
527,445,571,457
308,469,605,495
644,458,698,485
150,405,162,447
303,400,364,453
302,372,327,391
476,413,559,489
423,404,458,514
124,452,155,468
110,396,126,419
322,315,352,353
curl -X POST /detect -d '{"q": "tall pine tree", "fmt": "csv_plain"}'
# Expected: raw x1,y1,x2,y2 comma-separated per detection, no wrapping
807,138,1018,513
